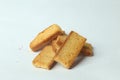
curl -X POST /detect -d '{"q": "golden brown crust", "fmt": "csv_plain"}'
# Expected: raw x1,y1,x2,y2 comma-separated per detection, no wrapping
52,34,67,53
32,45,56,70
81,43,93,56
54,31,86,68
52,40,60,53
52,35,93,56
56,34,67,46
30,24,63,51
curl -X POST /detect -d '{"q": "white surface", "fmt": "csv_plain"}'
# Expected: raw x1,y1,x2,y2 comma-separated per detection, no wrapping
0,0,120,80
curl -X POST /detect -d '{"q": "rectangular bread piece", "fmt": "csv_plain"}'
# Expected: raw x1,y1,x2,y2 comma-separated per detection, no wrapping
32,45,56,69
52,35,93,56
30,24,63,51
54,31,86,68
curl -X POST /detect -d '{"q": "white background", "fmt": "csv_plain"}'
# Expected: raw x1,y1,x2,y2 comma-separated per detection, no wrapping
0,0,120,80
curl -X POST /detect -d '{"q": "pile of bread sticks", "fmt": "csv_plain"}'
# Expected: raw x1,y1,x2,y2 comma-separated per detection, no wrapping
29,24,93,70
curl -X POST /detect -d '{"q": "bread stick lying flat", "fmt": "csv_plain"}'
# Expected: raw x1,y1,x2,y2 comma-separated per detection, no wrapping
30,24,63,51
32,45,56,69
54,31,86,68
52,35,93,56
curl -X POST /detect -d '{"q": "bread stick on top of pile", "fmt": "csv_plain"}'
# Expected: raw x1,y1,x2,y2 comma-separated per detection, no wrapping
30,24,63,51
29,24,93,70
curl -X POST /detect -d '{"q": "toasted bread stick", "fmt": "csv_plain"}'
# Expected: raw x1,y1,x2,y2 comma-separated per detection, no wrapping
54,31,86,68
30,24,63,51
32,45,56,69
52,35,93,56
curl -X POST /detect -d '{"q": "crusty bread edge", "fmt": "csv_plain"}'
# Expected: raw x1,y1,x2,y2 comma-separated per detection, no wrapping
30,24,63,51
30,31,62,52
54,31,87,69
32,45,56,70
